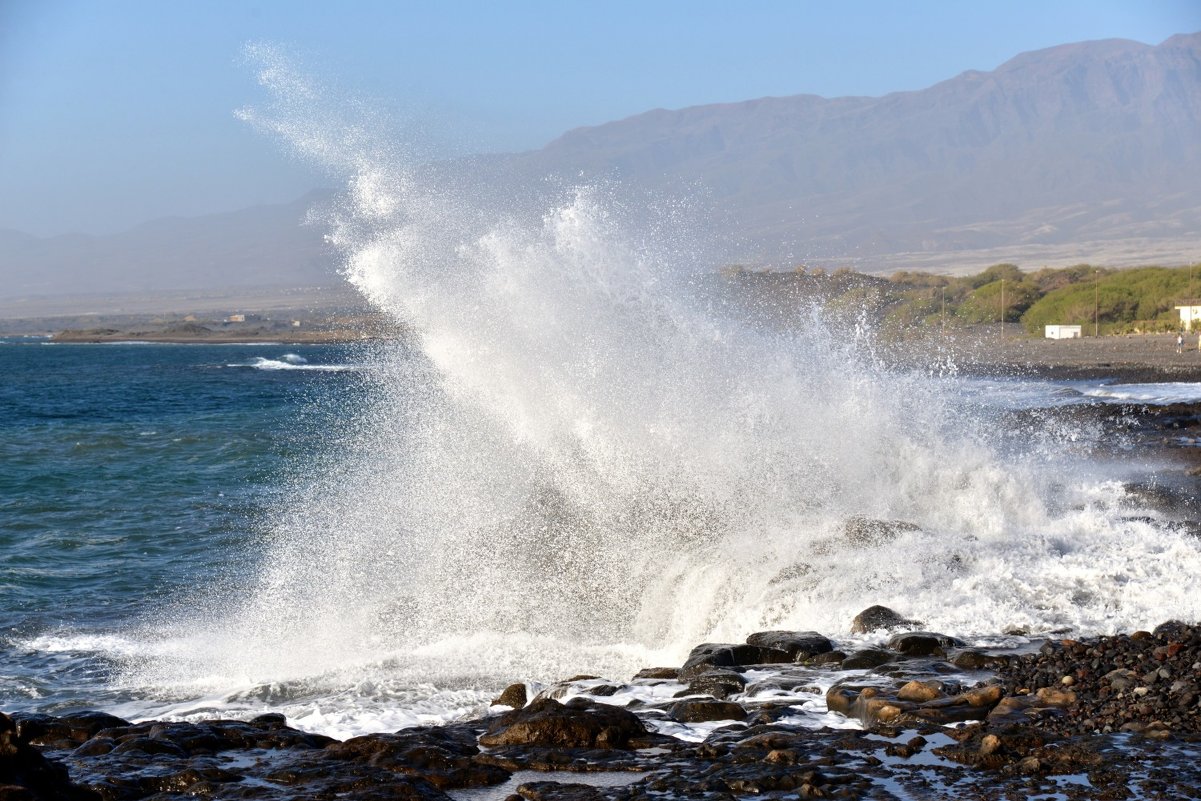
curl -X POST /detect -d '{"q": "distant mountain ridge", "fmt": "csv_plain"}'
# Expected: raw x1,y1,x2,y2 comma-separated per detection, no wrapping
0,191,336,301
505,32,1201,267
2,33,1198,308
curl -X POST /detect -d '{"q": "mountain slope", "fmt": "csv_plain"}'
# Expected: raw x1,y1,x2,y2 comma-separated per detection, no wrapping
0,191,337,300
506,32,1201,266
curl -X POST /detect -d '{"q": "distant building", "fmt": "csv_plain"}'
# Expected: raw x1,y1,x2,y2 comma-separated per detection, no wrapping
291,320,302,327
225,314,246,323
1175,304,1201,331
1045,325,1082,339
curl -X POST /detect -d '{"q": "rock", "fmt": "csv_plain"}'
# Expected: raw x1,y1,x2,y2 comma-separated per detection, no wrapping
850,605,922,633
840,648,894,669
326,725,509,790
686,669,747,699
745,630,833,661
0,713,100,801
514,780,608,801
632,667,679,680
951,650,1010,670
844,517,920,546
679,643,789,679
887,631,965,657
479,698,646,750
493,683,528,708
667,700,746,723
896,680,944,702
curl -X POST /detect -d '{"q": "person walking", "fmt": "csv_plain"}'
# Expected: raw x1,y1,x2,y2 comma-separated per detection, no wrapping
1177,332,1184,353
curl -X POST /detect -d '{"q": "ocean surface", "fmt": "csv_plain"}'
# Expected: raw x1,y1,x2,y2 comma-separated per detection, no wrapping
4,336,1201,740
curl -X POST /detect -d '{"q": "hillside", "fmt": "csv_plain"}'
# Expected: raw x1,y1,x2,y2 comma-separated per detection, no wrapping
498,33,1201,270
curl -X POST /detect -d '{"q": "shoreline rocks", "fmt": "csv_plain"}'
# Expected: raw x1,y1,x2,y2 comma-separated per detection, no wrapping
6,615,1201,800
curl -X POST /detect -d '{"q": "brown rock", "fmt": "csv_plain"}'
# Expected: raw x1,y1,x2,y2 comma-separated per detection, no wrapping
493,683,528,709
479,698,646,750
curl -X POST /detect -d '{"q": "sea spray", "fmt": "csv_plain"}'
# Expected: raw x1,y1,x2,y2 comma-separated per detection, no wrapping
120,48,1201,728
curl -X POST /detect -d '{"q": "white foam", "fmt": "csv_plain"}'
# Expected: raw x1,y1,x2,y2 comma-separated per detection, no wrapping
1080,382,1201,404
227,356,364,371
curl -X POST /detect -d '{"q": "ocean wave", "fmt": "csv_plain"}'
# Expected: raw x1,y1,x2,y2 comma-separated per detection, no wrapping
226,356,365,371
1079,382,1201,404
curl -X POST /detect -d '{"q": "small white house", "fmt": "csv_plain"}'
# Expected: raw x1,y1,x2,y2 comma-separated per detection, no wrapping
1045,325,1082,339
1175,305,1201,330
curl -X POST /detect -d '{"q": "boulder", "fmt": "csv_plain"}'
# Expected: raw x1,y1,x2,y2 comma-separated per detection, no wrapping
686,670,748,700
0,713,100,801
492,683,528,709
479,698,646,750
679,643,789,679
850,605,922,633
843,517,919,546
667,700,747,723
887,631,965,657
745,631,833,661
840,648,894,670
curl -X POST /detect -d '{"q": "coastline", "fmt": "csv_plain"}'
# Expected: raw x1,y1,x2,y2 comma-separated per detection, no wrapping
27,325,1201,383
6,619,1200,801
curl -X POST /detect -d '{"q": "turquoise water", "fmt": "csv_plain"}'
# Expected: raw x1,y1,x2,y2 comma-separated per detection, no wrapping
0,338,372,712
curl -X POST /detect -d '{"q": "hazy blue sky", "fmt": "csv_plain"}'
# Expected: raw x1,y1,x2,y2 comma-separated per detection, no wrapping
1,0,1198,236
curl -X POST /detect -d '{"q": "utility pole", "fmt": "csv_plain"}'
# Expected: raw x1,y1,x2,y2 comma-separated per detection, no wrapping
1094,270,1099,338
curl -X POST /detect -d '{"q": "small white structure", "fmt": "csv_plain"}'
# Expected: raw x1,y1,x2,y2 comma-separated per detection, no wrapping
1045,325,1082,339
1175,305,1201,331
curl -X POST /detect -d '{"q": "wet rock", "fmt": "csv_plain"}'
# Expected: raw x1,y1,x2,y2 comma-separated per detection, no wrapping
887,631,965,657
0,713,100,801
326,724,509,789
745,630,833,661
679,643,788,679
896,680,944,702
686,669,747,700
631,667,678,680
844,516,920,546
513,780,607,801
479,698,646,750
493,683,529,709
951,649,1011,670
840,648,894,669
850,605,922,633
667,700,746,723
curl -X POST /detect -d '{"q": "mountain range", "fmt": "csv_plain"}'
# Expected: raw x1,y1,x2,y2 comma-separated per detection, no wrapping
3,32,1199,308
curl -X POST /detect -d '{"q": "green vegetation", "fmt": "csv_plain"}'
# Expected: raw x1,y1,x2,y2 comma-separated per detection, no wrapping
723,262,1201,337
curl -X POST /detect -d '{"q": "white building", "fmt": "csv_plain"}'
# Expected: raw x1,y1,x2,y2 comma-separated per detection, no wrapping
1045,325,1082,339
1175,305,1201,330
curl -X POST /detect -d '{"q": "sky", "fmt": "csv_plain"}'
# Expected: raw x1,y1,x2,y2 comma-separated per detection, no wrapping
1,0,1198,237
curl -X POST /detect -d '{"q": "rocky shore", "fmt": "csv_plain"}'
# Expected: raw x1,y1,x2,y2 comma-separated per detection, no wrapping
4,616,1201,800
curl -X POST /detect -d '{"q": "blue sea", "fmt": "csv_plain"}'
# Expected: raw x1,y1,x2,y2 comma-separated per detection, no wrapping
0,339,374,718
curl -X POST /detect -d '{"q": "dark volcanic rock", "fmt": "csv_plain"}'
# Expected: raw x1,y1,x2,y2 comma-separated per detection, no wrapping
0,713,99,801
667,700,746,723
325,724,509,789
679,642,789,679
840,648,894,669
850,605,922,633
685,669,747,700
887,631,966,657
995,624,1201,739
745,630,833,661
479,698,646,750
